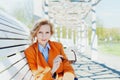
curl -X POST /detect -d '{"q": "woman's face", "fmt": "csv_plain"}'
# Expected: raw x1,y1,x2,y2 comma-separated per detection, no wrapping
36,24,52,47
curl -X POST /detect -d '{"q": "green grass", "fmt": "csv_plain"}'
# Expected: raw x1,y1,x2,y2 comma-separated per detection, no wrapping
98,42,120,56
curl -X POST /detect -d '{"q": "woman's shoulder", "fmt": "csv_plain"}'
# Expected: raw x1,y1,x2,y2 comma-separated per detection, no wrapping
25,42,37,51
49,40,62,47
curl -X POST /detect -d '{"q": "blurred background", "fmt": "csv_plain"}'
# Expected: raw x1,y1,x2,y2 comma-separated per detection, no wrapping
0,0,120,77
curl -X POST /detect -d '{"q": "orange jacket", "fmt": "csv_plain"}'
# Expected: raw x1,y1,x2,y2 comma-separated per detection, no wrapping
24,40,75,80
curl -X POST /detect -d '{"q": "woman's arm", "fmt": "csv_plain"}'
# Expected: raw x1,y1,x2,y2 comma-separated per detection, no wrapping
60,43,75,79
24,48,53,80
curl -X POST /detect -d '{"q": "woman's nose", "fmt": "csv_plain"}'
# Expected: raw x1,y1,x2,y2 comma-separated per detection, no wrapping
42,33,46,38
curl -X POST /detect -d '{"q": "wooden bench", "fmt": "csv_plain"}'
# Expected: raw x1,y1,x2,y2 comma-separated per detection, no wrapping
0,11,34,80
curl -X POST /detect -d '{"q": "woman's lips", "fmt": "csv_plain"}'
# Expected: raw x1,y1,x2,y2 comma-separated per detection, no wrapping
42,39,46,41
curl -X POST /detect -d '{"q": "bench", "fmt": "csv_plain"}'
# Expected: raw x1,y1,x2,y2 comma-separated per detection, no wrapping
0,11,34,80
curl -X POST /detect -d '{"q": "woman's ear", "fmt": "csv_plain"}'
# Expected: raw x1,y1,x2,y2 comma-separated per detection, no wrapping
34,37,37,42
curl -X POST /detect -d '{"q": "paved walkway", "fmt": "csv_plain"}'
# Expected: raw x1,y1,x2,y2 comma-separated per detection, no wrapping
97,51,120,71
72,52,120,80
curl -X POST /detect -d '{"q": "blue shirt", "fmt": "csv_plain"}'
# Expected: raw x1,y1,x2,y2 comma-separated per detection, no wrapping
38,43,50,62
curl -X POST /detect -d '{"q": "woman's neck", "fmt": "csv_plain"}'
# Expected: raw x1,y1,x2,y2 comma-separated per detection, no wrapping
39,43,46,48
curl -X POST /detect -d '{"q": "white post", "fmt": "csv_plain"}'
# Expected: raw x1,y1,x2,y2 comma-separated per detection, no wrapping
60,26,62,42
54,26,58,41
81,20,85,53
42,0,49,19
71,29,74,46
91,0,98,61
77,27,81,52
66,28,69,40
81,20,88,53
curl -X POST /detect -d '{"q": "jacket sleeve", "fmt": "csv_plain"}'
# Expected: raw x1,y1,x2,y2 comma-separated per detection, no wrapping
24,47,54,80
24,47,37,71
34,67,53,80
59,43,75,75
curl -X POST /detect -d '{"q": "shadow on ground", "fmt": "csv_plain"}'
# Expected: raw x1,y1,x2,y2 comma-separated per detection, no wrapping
72,52,120,80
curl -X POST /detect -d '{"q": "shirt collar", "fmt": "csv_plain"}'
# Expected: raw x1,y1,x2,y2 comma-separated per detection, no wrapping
46,42,50,49
38,43,50,52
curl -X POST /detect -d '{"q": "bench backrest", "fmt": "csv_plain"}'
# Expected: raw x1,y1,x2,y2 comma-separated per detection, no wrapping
0,11,34,80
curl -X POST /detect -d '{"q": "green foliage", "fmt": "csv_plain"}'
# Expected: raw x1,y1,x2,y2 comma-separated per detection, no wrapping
96,27,120,42
98,41,120,56
88,26,120,43
68,28,72,39
62,26,66,38
96,27,106,40
0,0,33,28
73,29,77,44
13,9,26,24
56,27,60,38
12,6,33,27
0,7,5,11
27,19,34,29
88,27,92,43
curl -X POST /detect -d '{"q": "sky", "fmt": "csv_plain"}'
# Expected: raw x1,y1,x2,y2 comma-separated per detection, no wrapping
96,0,120,28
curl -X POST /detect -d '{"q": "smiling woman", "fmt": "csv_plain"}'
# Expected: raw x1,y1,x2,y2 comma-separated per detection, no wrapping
24,19,78,80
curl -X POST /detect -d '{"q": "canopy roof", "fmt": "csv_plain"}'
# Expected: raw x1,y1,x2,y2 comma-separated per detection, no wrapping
48,0,93,27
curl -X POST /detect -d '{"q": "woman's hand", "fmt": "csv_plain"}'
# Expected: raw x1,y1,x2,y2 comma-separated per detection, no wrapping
51,55,63,75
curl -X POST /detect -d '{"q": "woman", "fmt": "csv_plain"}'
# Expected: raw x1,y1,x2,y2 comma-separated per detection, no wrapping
24,19,76,80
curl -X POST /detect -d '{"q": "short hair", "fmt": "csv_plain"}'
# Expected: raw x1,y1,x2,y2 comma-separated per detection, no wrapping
30,19,54,43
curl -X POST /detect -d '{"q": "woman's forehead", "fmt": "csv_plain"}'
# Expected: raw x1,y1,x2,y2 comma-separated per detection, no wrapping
39,25,51,31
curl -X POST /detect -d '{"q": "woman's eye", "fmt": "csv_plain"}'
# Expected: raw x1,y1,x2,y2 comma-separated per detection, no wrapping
46,32,50,34
39,32,42,34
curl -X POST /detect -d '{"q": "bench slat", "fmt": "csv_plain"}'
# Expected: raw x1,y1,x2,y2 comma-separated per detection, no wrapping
0,59,27,80
0,52,33,80
14,65,29,80
0,52,25,72
0,19,24,32
23,71,34,80
0,24,29,36
0,45,28,57
0,39,29,48
13,65,31,80
0,31,29,39
0,11,27,31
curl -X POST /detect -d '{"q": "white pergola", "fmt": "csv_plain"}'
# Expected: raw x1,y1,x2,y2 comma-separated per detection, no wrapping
34,0,101,60
48,1,90,26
